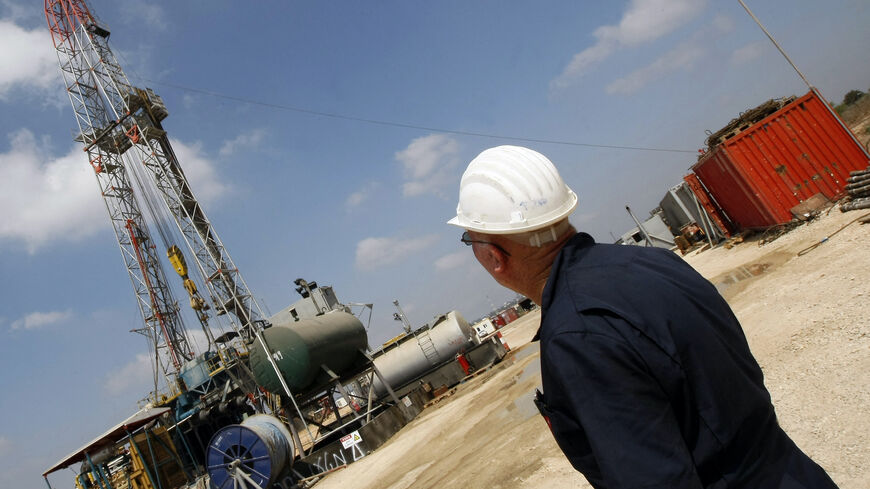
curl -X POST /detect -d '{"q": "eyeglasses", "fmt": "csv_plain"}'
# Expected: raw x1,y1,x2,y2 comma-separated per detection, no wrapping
461,231,511,256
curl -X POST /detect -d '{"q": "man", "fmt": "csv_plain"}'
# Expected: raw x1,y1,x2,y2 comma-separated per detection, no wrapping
448,145,838,488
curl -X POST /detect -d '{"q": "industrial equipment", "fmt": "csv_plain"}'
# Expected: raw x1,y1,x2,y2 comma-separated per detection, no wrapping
249,311,369,393
44,0,265,411
619,207,676,249
370,310,475,398
659,182,725,248
43,5,285,482
206,415,296,488
41,2,479,487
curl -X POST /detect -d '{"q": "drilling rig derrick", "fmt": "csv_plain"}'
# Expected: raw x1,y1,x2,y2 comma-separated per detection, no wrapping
44,4,414,488
46,0,194,388
46,0,266,372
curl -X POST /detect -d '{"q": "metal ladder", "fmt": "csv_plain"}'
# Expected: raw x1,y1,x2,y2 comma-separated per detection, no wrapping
416,328,440,366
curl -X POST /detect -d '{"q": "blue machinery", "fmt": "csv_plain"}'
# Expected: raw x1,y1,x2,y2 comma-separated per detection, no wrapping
206,415,295,488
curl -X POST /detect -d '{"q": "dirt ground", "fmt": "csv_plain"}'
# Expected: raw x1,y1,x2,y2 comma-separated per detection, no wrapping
312,206,869,489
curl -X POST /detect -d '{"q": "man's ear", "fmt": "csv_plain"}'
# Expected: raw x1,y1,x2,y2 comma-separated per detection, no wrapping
489,245,508,273
473,243,507,275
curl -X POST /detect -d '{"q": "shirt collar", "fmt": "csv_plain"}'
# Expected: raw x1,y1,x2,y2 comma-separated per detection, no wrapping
532,232,595,341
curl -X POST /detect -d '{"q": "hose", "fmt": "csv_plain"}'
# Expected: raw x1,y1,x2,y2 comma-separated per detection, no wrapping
797,212,870,256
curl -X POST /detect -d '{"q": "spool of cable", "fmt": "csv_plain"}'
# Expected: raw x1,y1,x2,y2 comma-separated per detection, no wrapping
206,415,295,488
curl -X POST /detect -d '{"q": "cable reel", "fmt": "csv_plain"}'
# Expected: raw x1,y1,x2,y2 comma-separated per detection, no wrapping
206,415,296,488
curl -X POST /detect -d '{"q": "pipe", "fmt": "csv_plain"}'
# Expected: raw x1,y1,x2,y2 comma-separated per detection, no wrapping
841,198,870,212
847,173,870,185
847,182,870,195
143,429,164,489
691,190,716,247
625,206,654,247
361,349,413,422
737,0,812,90
253,328,311,455
172,421,200,475
393,300,412,333
83,452,110,489
365,373,376,423
668,186,695,227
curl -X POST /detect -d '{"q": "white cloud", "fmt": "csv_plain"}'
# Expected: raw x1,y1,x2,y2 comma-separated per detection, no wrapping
730,41,765,65
0,436,9,456
551,0,705,90
0,18,59,98
0,129,104,252
10,310,72,331
0,129,228,252
104,353,153,396
172,138,231,203
355,234,438,271
345,181,380,210
402,181,431,198
396,134,459,180
434,250,471,271
395,134,460,197
104,328,225,396
219,129,267,156
605,42,704,95
183,327,209,354
346,190,367,208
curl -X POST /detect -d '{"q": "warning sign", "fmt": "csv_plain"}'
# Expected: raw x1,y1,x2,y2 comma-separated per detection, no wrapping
340,430,363,449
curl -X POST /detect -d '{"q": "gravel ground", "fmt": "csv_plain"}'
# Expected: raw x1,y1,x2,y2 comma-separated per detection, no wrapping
684,208,870,488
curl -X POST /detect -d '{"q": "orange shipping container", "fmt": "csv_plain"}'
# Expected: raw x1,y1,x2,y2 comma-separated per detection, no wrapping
690,90,869,230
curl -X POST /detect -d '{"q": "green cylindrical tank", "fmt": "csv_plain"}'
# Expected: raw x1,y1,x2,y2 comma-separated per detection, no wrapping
249,310,369,393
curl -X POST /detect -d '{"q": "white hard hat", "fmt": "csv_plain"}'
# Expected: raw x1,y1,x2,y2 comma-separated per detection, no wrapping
447,145,578,234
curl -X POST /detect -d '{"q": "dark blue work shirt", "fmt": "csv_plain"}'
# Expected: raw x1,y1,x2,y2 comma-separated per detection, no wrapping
535,233,837,489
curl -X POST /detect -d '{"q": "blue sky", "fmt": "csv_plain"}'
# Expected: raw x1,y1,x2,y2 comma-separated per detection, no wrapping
1,0,868,486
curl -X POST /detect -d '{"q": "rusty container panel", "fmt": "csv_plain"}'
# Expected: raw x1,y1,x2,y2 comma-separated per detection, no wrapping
683,172,735,238
691,90,869,230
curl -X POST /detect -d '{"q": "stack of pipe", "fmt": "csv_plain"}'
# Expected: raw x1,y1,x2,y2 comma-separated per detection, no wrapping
840,166,870,212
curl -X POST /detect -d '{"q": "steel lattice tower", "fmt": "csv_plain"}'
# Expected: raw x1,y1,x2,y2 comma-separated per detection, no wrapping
46,0,269,387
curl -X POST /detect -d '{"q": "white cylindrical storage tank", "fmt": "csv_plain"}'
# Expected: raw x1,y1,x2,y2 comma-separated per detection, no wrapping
372,310,473,397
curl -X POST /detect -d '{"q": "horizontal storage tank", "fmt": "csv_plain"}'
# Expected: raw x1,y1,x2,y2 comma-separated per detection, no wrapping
249,310,369,393
372,310,473,397
691,90,870,230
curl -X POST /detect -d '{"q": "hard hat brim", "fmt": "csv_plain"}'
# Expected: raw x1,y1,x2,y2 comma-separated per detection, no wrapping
447,191,578,234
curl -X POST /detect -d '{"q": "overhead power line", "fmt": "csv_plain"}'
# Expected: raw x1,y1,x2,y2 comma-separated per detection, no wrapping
144,78,697,154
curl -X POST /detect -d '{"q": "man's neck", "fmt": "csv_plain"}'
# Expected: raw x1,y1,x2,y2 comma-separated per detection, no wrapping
520,228,576,304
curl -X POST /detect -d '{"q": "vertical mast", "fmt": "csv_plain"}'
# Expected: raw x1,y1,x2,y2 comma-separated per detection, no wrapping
45,0,192,384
